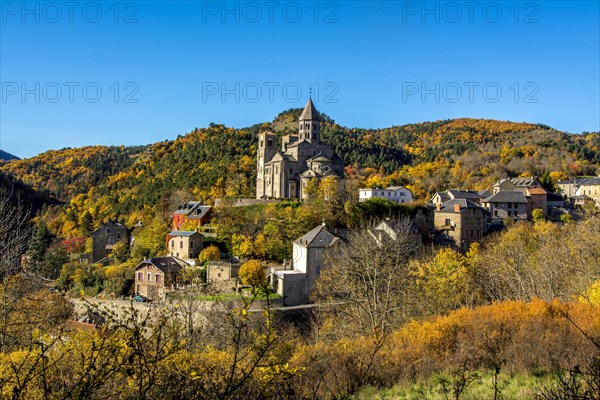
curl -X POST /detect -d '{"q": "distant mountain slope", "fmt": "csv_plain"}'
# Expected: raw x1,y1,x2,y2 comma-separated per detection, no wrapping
0,145,148,201
0,149,19,161
0,171,59,218
1,112,598,236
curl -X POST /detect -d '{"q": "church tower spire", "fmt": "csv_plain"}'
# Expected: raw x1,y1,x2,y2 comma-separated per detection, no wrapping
298,97,320,143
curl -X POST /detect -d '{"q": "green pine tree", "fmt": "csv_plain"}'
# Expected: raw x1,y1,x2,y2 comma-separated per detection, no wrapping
27,220,50,274
81,211,94,237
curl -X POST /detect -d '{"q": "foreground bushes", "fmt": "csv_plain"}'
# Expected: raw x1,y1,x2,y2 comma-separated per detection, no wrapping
1,293,599,399
289,299,600,399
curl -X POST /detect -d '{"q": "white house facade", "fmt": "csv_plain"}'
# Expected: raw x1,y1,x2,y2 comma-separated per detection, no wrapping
359,186,413,203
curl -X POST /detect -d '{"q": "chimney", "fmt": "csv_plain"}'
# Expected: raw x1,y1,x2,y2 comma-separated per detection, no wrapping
454,203,461,213
436,203,441,212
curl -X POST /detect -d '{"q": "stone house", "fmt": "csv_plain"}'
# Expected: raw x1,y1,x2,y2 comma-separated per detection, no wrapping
493,177,543,194
134,256,187,301
166,230,203,261
525,187,549,216
431,189,488,207
172,201,212,230
434,199,488,251
206,260,242,282
91,219,129,263
575,177,600,206
482,191,528,222
271,224,340,306
359,186,413,203
556,178,590,198
573,194,595,208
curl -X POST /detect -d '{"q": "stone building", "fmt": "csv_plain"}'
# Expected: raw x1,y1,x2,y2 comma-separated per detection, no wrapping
271,224,340,306
556,178,589,198
206,260,242,282
576,177,600,206
91,219,129,263
166,231,204,261
256,98,344,200
482,191,528,222
492,176,544,195
434,199,488,251
431,189,488,207
134,256,187,301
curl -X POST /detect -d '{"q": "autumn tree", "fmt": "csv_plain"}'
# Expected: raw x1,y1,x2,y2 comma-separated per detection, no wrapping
198,245,221,264
316,219,421,338
239,260,266,292
414,245,480,315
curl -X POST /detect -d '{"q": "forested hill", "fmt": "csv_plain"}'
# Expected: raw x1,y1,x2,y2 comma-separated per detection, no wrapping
0,110,598,235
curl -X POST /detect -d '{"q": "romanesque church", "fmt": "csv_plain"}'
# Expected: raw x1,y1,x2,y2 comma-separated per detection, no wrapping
256,98,344,199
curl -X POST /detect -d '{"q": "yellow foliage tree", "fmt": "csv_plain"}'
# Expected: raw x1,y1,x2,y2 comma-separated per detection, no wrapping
198,245,221,264
239,260,266,291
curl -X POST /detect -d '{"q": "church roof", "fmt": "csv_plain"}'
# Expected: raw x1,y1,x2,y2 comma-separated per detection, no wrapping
299,98,319,121
308,154,332,163
265,152,293,164
301,169,317,177
294,225,338,248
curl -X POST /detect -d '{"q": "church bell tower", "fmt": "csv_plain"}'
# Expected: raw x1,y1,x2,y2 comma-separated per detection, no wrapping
298,97,320,143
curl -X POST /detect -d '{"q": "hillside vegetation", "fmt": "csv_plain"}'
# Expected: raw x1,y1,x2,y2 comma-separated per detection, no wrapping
1,112,598,237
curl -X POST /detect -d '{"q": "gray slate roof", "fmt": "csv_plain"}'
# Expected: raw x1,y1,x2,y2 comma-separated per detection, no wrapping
299,98,319,121
174,201,202,215
432,192,451,203
168,230,201,237
557,178,590,185
581,177,600,186
294,225,338,248
438,199,483,212
510,176,540,187
136,256,187,274
448,189,481,200
483,191,528,203
186,205,211,220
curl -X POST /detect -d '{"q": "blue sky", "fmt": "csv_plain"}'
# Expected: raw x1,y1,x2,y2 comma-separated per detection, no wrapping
1,0,599,158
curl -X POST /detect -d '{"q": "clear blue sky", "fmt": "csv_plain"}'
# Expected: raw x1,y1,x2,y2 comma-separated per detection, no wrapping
1,1,599,158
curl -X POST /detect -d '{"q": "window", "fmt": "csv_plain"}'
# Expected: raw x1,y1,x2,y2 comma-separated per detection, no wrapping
289,168,293,175
260,140,263,147
190,242,194,249
138,272,143,281
494,210,498,217
156,275,162,284
117,233,121,239
147,273,151,282
267,139,273,147
180,241,183,249
170,240,174,248
445,218,451,226
508,203,512,209
107,237,115,245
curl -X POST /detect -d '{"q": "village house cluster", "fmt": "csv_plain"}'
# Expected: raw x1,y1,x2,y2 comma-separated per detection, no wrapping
85,99,600,306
